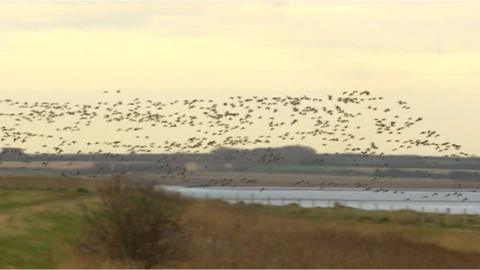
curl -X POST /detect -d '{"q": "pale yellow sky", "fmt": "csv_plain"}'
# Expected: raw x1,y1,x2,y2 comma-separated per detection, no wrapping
0,1,479,155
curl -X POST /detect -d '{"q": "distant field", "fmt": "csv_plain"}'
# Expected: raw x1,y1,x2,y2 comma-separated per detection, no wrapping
251,165,375,175
0,161,95,170
1,176,480,268
0,175,106,190
1,161,479,189
155,171,480,189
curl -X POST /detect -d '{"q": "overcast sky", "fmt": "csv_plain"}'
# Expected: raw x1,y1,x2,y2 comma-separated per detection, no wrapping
0,1,479,155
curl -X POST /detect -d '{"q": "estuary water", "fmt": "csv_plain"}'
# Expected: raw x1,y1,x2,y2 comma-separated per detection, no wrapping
160,186,480,215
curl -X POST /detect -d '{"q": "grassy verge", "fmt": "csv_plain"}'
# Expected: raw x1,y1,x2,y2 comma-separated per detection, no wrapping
0,189,93,268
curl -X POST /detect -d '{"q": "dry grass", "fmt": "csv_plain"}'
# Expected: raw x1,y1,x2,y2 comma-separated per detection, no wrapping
428,230,480,254
65,198,480,269
170,201,480,268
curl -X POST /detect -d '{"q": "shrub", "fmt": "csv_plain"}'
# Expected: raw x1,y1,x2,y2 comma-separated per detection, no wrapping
78,179,186,268
76,187,90,194
376,216,391,223
333,201,345,208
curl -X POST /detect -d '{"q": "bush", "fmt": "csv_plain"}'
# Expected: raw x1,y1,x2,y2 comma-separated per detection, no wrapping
376,216,391,223
78,179,186,268
76,187,90,194
333,201,345,208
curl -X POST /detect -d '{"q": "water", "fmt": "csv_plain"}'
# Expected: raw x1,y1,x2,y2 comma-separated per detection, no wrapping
159,186,480,215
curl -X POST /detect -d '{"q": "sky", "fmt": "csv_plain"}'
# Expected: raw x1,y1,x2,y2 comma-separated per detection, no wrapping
0,1,479,155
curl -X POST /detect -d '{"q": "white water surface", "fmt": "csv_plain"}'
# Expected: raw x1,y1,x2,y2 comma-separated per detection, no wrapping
160,186,480,215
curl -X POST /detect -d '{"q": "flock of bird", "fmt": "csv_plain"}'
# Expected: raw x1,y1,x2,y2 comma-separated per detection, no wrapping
0,90,472,191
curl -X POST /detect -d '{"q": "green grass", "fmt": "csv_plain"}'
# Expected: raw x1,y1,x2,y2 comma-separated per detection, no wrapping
0,189,92,268
0,190,88,211
0,211,84,268
243,202,480,230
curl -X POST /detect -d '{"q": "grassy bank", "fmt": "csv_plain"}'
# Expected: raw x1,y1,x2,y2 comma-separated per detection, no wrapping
0,189,93,268
1,182,480,268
